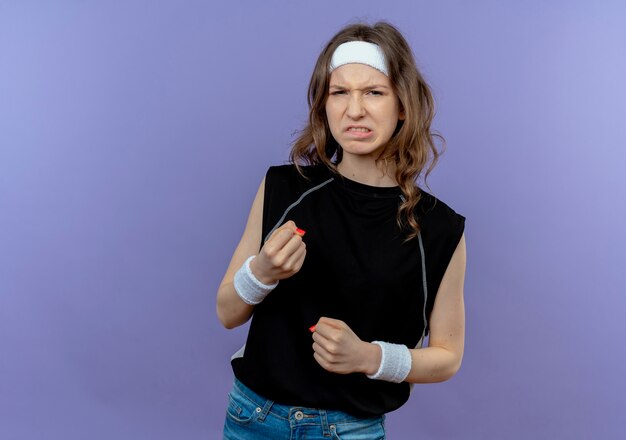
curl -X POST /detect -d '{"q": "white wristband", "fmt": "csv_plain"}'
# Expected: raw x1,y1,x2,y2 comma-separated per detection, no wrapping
366,341,412,383
233,256,278,305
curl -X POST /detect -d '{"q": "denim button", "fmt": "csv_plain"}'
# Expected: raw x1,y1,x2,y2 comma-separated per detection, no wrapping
255,407,262,413
330,424,336,431
294,411,304,420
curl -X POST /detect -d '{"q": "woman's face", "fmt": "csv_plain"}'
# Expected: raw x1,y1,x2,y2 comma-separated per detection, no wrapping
325,63,404,161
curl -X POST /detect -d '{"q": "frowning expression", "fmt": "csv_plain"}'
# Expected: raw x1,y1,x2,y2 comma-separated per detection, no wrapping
325,63,404,160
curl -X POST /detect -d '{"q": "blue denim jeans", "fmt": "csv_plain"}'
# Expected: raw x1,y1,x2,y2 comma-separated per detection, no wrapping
223,378,386,439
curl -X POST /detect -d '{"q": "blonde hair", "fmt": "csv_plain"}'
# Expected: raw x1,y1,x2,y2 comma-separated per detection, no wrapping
289,21,444,240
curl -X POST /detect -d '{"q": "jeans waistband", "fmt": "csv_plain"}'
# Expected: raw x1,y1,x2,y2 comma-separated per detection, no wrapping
232,377,385,425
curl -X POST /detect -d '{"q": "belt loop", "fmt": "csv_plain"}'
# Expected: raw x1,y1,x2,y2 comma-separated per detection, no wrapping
319,409,331,437
257,398,274,422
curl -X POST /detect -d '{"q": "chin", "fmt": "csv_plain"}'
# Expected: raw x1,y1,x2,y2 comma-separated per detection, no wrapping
341,144,384,156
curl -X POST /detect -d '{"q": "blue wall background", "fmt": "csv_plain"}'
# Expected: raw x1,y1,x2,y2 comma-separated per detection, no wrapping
1,1,625,438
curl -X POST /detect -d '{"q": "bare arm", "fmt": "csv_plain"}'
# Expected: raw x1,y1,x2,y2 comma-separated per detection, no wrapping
216,176,307,329
215,178,265,329
407,232,466,382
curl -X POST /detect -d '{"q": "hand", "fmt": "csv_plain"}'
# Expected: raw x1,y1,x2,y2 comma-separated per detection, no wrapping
250,220,306,285
311,317,381,375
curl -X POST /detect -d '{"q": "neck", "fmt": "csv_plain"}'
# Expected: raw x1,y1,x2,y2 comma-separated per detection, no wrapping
337,156,398,187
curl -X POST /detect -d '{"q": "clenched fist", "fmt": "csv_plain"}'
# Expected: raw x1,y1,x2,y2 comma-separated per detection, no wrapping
250,220,307,285
310,317,381,375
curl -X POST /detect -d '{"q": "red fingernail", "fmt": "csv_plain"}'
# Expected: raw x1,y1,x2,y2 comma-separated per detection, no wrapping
295,228,306,237
309,325,316,332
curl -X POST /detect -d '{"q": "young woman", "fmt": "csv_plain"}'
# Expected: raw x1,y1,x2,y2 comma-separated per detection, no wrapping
217,21,467,439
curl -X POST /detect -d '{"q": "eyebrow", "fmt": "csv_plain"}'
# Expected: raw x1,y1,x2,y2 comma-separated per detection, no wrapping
329,84,390,90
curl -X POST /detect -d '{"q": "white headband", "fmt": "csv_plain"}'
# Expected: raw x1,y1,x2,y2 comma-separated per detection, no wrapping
329,41,389,77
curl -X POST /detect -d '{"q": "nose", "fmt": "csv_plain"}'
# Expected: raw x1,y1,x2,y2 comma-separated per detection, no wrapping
346,93,365,119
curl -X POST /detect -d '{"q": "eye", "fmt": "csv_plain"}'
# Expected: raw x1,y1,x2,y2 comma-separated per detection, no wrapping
368,90,383,96
330,90,346,95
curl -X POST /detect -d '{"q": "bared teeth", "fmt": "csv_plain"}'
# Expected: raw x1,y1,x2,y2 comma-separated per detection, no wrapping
348,127,370,132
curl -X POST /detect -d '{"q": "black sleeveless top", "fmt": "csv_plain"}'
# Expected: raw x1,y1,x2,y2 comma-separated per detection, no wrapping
231,164,465,417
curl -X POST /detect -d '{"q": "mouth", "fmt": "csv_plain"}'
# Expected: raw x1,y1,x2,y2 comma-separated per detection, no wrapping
344,126,374,139
345,126,372,133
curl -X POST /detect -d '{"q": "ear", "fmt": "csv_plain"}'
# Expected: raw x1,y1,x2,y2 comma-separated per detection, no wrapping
399,109,406,121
